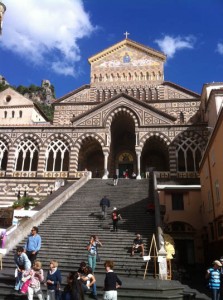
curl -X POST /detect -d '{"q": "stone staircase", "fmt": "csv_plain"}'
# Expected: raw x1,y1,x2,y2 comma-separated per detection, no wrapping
0,179,210,299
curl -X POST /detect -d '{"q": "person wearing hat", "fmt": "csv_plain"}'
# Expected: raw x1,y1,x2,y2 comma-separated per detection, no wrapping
131,234,144,257
205,260,221,300
111,208,122,232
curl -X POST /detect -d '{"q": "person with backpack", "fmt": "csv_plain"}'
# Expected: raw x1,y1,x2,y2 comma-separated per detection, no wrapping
111,208,122,232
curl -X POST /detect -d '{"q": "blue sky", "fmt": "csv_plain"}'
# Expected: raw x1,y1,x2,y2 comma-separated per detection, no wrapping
0,0,223,98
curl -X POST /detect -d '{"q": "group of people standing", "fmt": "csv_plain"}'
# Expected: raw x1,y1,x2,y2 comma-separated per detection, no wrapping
14,227,122,300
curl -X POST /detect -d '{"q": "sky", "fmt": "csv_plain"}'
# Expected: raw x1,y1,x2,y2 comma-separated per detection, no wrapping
0,0,223,99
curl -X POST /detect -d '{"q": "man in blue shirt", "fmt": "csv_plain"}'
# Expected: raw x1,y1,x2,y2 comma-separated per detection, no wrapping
24,226,41,266
100,195,110,219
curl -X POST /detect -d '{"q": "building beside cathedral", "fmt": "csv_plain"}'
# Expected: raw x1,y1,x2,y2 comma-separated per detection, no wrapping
1,37,220,264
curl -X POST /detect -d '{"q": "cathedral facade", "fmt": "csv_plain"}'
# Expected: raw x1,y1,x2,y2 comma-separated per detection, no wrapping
0,38,208,206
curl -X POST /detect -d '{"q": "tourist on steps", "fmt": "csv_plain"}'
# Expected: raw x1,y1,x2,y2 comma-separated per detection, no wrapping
46,260,62,300
103,260,122,300
78,266,98,300
111,208,122,232
100,195,110,219
14,246,31,292
24,226,42,267
131,234,144,257
62,271,84,300
87,235,102,273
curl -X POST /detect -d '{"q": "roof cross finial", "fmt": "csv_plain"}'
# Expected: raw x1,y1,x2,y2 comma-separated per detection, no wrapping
124,31,130,39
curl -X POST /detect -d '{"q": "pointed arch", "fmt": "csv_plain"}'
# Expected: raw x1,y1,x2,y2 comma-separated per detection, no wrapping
105,106,140,128
45,139,70,172
174,132,205,172
0,140,8,170
14,139,39,171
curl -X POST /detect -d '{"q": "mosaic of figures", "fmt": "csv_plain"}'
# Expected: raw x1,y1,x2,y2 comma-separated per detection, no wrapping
90,44,164,84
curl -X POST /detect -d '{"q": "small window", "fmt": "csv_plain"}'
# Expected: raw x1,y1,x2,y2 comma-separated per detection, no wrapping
6,95,11,102
4,111,7,118
172,193,184,210
12,111,15,118
19,111,22,118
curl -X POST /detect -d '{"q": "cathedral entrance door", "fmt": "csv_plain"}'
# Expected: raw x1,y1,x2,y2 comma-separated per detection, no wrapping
118,163,133,178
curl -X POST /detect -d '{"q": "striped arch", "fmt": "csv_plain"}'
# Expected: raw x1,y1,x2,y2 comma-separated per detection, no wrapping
43,133,73,148
0,134,11,171
139,132,171,148
74,133,105,150
0,133,12,147
105,106,140,128
43,133,73,172
14,134,42,172
74,133,105,175
14,133,42,149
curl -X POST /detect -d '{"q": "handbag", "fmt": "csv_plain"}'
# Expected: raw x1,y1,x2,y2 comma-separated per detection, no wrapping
20,279,31,294
96,252,101,262
55,283,62,300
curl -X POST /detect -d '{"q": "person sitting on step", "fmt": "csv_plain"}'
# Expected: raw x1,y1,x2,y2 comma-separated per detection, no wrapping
131,234,144,257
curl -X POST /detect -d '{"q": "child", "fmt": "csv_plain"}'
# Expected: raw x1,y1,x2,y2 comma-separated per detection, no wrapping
23,260,44,300
46,260,62,300
14,246,31,291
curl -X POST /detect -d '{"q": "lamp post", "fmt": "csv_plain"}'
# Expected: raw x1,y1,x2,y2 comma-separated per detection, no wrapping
0,2,6,35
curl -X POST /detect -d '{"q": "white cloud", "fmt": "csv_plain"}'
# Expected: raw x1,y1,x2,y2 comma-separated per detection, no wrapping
1,0,95,76
217,43,223,55
155,35,196,58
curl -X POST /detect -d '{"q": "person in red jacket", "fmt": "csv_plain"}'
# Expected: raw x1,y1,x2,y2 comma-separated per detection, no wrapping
111,208,122,232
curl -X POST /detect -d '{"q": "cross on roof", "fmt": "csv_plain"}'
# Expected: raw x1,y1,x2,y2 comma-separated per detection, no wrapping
124,31,130,39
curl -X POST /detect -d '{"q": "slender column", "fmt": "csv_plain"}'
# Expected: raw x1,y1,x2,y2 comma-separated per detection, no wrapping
102,149,109,179
136,150,141,179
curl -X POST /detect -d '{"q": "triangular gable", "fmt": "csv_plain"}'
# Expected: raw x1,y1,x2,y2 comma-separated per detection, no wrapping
0,87,35,106
163,82,200,99
55,85,90,103
72,94,176,128
89,38,166,64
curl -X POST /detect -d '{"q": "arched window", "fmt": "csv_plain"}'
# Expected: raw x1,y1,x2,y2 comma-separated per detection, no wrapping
107,90,111,99
102,90,105,101
177,137,202,172
154,88,158,100
0,140,8,170
15,140,39,171
45,139,70,172
12,111,15,118
136,89,140,100
180,112,184,124
142,89,146,101
19,111,23,118
148,88,152,100
128,73,131,81
4,111,7,118
113,89,117,96
140,72,144,81
96,90,100,102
